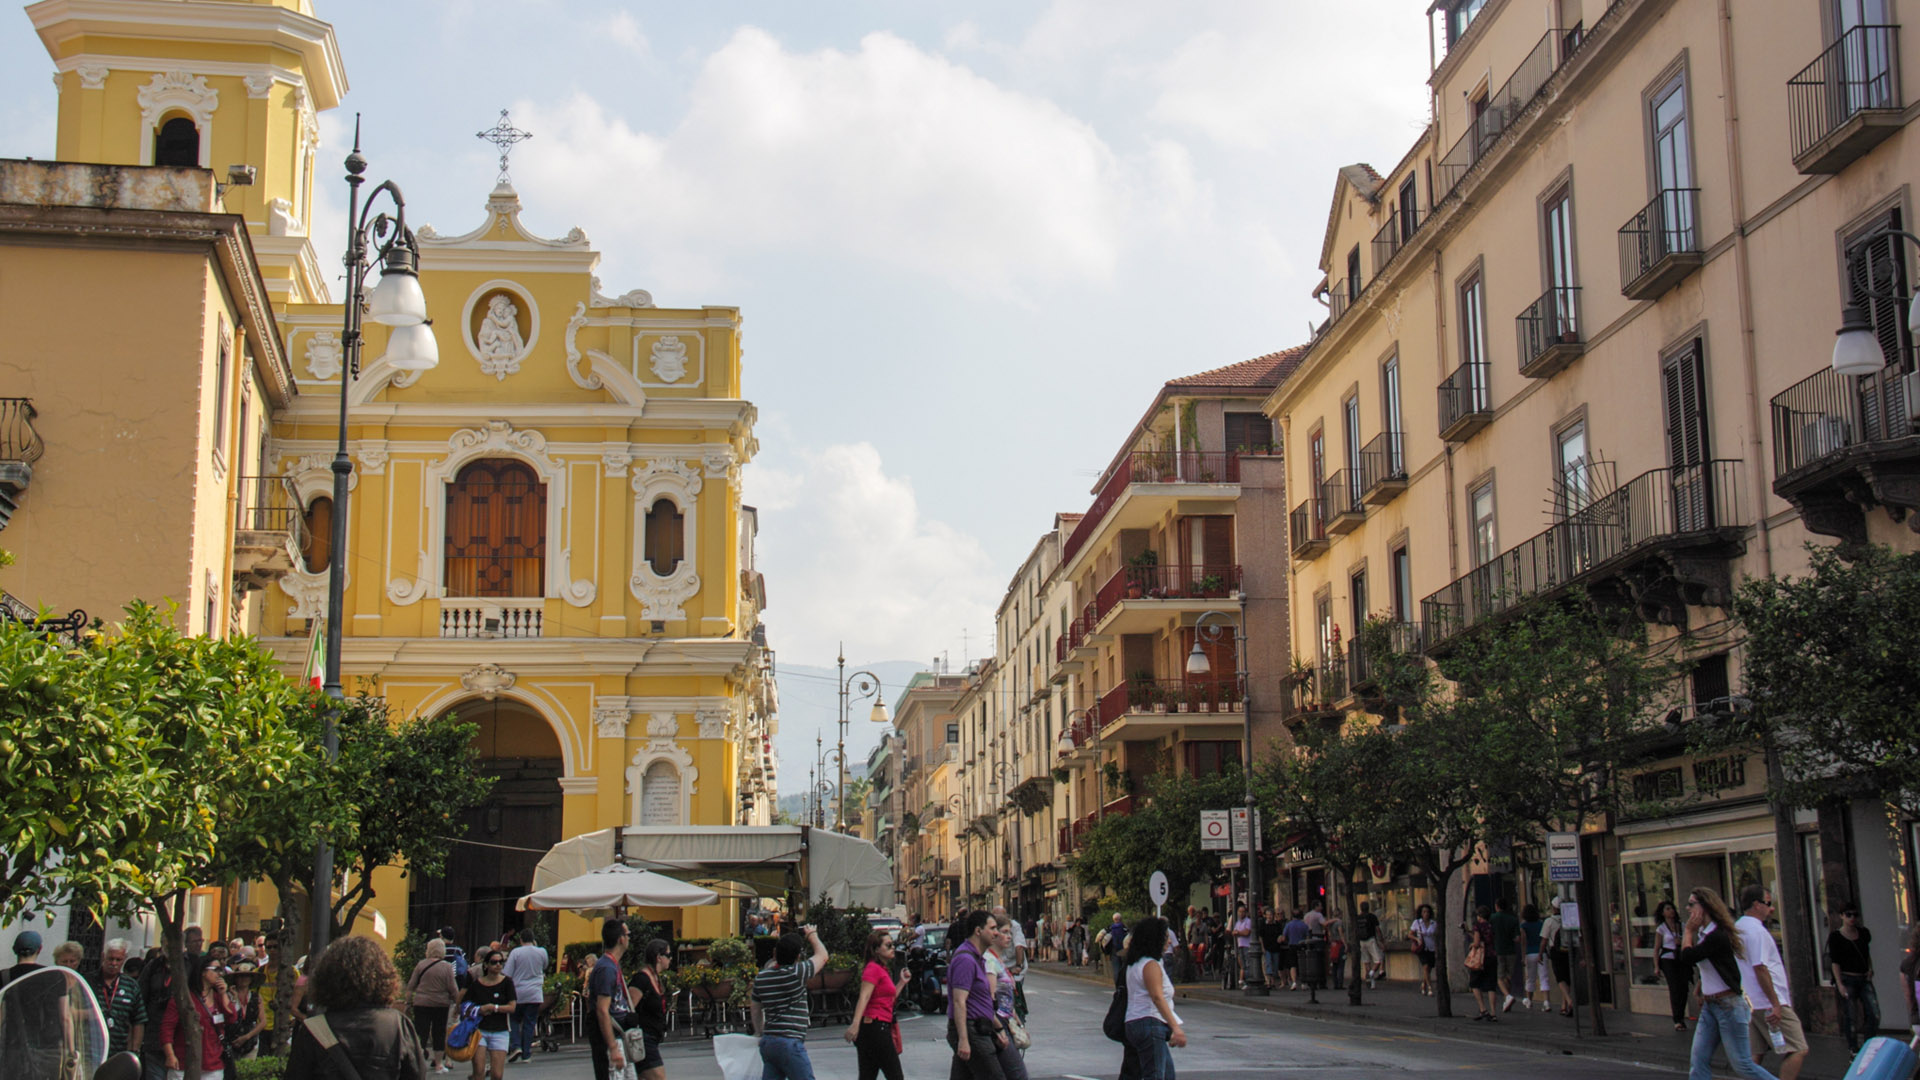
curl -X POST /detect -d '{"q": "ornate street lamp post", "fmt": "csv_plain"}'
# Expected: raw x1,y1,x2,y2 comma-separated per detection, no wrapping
1831,226,1920,376
836,647,889,832
1187,604,1268,996
312,122,438,961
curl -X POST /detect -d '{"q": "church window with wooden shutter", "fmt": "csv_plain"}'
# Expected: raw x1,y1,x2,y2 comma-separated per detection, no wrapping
445,459,546,598
1662,339,1712,532
644,498,685,576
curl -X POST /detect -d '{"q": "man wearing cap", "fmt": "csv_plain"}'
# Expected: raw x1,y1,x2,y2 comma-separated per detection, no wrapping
1,930,67,1078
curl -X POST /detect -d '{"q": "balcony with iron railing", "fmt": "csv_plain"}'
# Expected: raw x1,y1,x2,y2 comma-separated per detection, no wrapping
1421,460,1748,647
1435,31,1570,202
1769,363,1919,545
1321,470,1365,535
0,398,45,531
1437,359,1492,441
1789,24,1904,174
1062,451,1244,565
1091,676,1245,743
1359,431,1408,505
1093,563,1242,623
1619,188,1703,300
1516,285,1584,379
232,474,307,590
1328,280,1353,325
1289,495,1328,558
1,588,89,646
1345,622,1426,699
1371,207,1423,278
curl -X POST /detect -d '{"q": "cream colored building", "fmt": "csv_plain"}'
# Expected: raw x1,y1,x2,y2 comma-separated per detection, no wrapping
5,0,777,950
891,670,968,922
1267,0,1920,1019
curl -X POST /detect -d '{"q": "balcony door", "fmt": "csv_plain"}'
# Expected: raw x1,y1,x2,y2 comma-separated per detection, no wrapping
1846,208,1916,443
1833,0,1895,114
1382,356,1405,473
1663,341,1713,533
1343,395,1363,507
1545,186,1577,337
1651,76,1694,254
446,459,547,598
1309,429,1327,531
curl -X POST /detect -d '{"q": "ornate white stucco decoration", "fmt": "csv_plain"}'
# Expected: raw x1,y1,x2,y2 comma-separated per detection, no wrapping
629,460,702,620
649,337,689,383
447,419,549,461
243,73,274,98
292,88,320,153
303,331,341,380
268,198,302,238
386,552,433,605
591,276,655,308
627,743,698,827
354,441,388,475
460,662,516,700
700,446,739,483
75,64,108,90
592,695,632,739
282,450,357,495
138,72,217,166
562,303,648,406
647,713,679,738
476,294,526,380
558,550,596,607
601,449,632,477
277,563,336,621
695,705,730,740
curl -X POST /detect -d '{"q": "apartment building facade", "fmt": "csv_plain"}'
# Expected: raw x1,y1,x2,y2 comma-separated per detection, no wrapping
1267,0,1920,1021
892,670,969,922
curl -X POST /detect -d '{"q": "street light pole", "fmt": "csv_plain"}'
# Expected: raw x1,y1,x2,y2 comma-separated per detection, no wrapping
836,646,889,832
1190,602,1268,996
312,120,436,963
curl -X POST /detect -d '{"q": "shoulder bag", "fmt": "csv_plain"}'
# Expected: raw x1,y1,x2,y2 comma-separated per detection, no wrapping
301,1015,366,1080
1101,964,1128,1043
444,1003,482,1062
1464,937,1487,971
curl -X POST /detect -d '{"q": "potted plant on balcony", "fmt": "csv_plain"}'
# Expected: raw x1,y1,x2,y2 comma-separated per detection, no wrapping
1194,573,1226,596
1052,765,1071,784
1126,549,1158,598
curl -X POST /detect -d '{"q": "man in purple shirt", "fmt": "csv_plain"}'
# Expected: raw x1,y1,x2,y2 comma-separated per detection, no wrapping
946,910,1006,1079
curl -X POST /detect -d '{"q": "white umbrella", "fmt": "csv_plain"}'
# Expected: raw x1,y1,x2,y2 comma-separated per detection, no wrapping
517,864,719,911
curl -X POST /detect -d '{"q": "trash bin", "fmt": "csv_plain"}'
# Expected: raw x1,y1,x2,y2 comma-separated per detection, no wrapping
1295,939,1327,988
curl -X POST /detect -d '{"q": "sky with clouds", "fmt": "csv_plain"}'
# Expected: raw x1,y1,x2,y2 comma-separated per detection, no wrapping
0,1,1434,725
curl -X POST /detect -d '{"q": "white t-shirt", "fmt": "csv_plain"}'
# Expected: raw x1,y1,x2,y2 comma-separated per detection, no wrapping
503,943,548,1004
1000,922,1028,983
1735,915,1790,1011
1124,957,1183,1024
1697,924,1734,997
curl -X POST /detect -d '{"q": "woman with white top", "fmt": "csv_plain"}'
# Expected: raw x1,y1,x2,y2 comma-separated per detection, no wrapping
1678,887,1777,1080
1654,900,1689,1031
1121,916,1186,1080
1408,905,1439,996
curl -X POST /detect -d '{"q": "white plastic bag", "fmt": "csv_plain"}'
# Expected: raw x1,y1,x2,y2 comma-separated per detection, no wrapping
714,1032,764,1080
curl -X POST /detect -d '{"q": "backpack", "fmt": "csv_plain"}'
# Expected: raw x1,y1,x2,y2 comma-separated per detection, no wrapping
1464,937,1487,971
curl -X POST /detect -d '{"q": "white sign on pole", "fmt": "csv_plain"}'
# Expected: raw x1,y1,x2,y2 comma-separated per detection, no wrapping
1201,811,1230,851
1547,831,1583,882
1149,871,1169,915
1230,808,1263,852
1560,900,1581,931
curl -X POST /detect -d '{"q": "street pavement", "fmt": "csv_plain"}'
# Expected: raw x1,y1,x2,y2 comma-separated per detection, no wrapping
499,969,1677,1079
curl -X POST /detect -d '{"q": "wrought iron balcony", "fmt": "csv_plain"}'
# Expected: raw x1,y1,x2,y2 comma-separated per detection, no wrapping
1516,286,1584,378
1770,364,1919,545
1346,622,1425,698
1438,360,1492,441
232,474,307,590
1321,470,1365,534
1094,563,1242,614
1434,31,1568,202
1062,450,1243,564
1619,188,1702,300
0,398,44,532
1289,495,1328,558
1360,431,1408,505
1372,206,1422,277
1789,24,1904,174
1421,460,1748,647
1095,678,1245,731
1328,279,1353,325
1,589,88,646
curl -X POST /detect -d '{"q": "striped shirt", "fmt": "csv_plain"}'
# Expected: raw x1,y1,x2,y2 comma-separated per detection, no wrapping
108,975,146,1055
751,958,814,1039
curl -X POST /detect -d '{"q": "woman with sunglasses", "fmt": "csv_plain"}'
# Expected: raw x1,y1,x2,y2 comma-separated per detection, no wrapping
844,930,910,1080
161,957,235,1080
1676,887,1777,1080
1827,906,1879,1053
459,948,518,1080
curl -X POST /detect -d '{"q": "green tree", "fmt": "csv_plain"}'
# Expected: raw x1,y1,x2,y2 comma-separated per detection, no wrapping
1072,768,1247,913
1723,544,1920,813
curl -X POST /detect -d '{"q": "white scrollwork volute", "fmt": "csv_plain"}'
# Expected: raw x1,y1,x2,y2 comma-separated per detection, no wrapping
461,662,516,700
695,706,730,740
282,451,358,493
590,277,655,308
440,420,550,469
629,460,702,620
557,549,596,608
650,337,690,383
386,552,432,606
647,713,679,737
700,446,738,483
76,64,108,90
138,71,218,130
564,302,605,391
634,459,702,498
593,695,632,739
276,563,334,620
243,73,274,98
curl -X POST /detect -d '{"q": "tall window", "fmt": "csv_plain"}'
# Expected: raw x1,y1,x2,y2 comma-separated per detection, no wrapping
155,116,199,167
1650,75,1694,249
1447,0,1488,45
1833,0,1895,112
300,496,333,573
212,328,230,454
1556,421,1591,518
1343,395,1363,504
1315,593,1335,664
1390,545,1412,621
1309,429,1327,529
643,498,685,576
1459,272,1488,408
1399,176,1419,240
1349,569,1368,640
1347,247,1362,300
1545,186,1577,337
1469,482,1498,566
1845,208,1914,375
1663,340,1712,531
445,459,546,597
1381,355,1404,472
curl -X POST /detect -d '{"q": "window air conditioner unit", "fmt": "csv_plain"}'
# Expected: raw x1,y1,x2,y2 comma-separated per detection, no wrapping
1905,371,1920,423
1801,415,1850,458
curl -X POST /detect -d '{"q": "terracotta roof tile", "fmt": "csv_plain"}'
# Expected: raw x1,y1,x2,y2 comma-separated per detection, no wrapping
1165,345,1310,390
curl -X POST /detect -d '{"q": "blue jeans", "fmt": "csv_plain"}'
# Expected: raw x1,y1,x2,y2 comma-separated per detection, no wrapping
1124,1017,1175,1080
1689,997,1779,1080
760,1034,816,1080
1838,973,1882,1050
510,1001,541,1055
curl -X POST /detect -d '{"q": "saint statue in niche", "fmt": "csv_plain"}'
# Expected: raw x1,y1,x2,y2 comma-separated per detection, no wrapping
476,293,525,379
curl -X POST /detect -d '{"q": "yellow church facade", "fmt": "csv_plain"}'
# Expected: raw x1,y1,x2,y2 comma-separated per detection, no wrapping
14,0,777,947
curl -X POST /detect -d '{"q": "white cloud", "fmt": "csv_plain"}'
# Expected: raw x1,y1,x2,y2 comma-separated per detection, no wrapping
511,27,1196,296
604,11,648,54
743,441,1000,667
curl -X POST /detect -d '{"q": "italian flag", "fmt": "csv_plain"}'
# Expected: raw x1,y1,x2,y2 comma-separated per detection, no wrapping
303,618,326,689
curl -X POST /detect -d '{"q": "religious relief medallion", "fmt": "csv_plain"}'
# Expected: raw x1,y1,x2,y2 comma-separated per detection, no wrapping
650,336,689,383
462,283,539,379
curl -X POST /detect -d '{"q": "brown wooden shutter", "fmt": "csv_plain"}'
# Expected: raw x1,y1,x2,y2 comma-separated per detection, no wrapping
446,460,546,597
1202,517,1234,569
1662,342,1710,531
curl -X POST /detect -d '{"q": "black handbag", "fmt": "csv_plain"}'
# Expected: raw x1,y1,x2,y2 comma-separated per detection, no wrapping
1102,968,1128,1043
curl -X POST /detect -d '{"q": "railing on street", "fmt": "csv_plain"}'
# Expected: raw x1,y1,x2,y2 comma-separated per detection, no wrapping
1771,364,1914,478
1422,460,1747,640
1359,431,1407,502
1435,31,1566,201
1437,359,1492,440
1788,24,1902,167
1516,285,1584,377
1618,188,1701,298
0,588,89,646
1289,496,1328,557
1102,794,1136,817
0,398,44,464
1094,563,1241,613
1062,451,1243,564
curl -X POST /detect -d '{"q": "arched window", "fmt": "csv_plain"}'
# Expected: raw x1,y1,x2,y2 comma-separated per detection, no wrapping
300,496,332,573
643,497,684,576
640,760,681,825
445,459,546,597
154,116,199,167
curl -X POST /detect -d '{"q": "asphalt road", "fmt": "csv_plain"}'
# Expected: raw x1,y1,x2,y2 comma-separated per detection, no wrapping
506,970,1671,1079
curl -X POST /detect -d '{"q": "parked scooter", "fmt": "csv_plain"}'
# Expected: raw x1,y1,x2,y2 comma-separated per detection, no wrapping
903,939,949,1014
